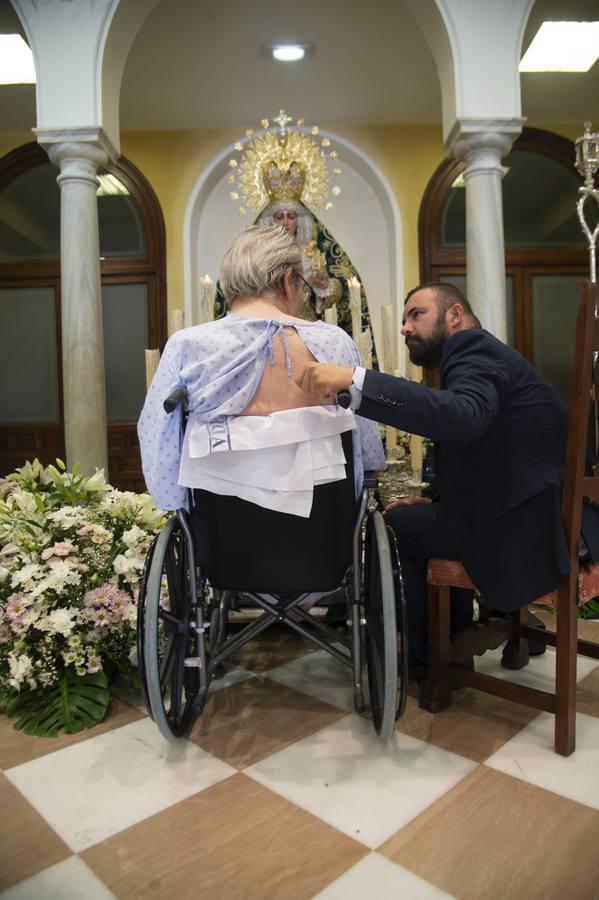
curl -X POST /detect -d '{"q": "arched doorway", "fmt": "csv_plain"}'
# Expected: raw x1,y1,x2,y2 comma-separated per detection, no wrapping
419,128,590,400
0,143,167,489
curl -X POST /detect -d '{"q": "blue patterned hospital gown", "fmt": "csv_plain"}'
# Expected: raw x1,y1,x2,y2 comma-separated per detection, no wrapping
138,314,385,510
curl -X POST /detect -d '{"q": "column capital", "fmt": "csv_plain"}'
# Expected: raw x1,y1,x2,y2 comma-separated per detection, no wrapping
37,127,117,187
445,117,525,177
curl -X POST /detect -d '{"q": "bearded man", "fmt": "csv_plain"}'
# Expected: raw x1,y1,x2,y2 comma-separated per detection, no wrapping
299,281,573,671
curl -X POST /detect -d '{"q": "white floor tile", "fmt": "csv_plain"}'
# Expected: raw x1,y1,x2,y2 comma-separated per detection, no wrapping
245,714,475,849
265,649,356,711
0,856,116,900
475,645,598,693
314,852,455,899
5,718,235,852
486,711,599,809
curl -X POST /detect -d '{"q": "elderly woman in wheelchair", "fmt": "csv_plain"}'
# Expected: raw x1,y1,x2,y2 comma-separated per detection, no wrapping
137,224,407,741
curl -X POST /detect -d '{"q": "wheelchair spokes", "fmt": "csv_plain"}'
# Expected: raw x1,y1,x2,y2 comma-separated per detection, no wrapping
139,517,201,740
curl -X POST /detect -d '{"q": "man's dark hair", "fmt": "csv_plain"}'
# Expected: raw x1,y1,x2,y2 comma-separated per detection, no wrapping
405,281,481,327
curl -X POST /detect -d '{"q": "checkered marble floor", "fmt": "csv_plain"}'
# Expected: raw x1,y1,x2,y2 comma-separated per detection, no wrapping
2,617,599,900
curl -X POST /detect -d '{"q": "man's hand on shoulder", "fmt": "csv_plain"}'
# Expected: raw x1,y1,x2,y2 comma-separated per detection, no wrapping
298,363,354,402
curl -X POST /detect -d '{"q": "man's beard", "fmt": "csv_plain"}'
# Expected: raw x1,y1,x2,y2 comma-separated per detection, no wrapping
406,319,448,368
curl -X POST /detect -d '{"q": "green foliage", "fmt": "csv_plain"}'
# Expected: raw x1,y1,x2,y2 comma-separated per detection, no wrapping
4,672,110,737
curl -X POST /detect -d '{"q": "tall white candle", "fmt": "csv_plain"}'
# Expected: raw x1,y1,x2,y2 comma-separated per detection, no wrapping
380,304,396,374
199,274,214,323
358,328,372,369
170,309,184,336
324,304,337,325
348,276,362,340
410,433,423,474
145,349,160,391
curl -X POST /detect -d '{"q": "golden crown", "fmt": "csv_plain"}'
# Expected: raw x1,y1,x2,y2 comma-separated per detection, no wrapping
227,110,341,214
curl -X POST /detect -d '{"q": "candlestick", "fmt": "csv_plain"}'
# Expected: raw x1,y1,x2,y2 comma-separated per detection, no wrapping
145,349,160,391
348,276,362,339
199,274,214,323
170,309,184,336
324,304,337,325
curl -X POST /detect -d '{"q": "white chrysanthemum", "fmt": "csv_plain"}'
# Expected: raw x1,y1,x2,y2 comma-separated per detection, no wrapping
38,607,77,637
10,563,45,590
47,506,88,528
8,653,36,690
113,553,144,577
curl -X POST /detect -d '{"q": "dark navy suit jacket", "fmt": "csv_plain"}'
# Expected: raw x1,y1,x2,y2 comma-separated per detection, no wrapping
359,328,571,611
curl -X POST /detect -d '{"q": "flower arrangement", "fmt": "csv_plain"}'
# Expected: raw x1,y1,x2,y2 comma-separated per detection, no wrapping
0,459,166,736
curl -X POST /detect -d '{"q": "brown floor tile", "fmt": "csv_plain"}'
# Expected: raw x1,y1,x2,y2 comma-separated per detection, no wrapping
576,665,599,718
396,689,540,762
82,772,367,900
0,697,145,770
380,766,599,900
189,677,346,768
227,622,319,673
0,773,71,890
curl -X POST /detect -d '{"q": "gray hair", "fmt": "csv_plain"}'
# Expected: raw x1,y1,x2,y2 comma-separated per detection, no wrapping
220,224,302,307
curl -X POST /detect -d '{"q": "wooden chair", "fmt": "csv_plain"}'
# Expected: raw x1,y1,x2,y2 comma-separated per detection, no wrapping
423,281,599,756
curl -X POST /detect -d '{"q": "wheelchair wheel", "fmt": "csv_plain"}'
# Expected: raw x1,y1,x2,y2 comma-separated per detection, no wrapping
364,511,398,739
386,525,409,721
138,516,200,740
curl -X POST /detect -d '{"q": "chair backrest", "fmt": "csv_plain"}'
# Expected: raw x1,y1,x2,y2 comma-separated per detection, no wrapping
561,281,599,569
188,430,357,593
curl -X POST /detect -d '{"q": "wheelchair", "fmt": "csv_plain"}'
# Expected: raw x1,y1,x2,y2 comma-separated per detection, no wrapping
137,389,408,742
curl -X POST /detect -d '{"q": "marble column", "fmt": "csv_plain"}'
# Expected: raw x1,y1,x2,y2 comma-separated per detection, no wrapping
45,137,110,475
447,119,524,343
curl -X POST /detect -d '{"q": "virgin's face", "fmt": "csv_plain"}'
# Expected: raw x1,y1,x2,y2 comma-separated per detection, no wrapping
273,209,298,237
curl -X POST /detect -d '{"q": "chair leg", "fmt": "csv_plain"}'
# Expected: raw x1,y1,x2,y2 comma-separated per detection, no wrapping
555,578,577,756
501,606,530,670
420,584,452,713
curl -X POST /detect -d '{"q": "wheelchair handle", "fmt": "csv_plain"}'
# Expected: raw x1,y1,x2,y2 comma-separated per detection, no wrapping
337,389,352,409
164,387,188,414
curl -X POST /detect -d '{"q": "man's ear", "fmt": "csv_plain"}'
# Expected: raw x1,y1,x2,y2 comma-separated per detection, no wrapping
447,303,465,331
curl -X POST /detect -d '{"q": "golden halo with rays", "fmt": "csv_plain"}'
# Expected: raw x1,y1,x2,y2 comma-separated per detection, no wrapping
229,118,340,214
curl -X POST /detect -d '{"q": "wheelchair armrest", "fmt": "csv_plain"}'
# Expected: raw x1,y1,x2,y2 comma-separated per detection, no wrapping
164,387,188,414
363,471,378,489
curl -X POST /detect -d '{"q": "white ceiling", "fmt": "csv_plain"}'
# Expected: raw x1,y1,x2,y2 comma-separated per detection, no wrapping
0,0,597,135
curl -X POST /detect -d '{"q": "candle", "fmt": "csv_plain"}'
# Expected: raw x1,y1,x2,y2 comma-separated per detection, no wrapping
380,304,396,374
199,274,214,324
324,304,337,325
170,309,184,336
410,433,423,474
145,349,160,391
358,327,372,369
348,276,362,339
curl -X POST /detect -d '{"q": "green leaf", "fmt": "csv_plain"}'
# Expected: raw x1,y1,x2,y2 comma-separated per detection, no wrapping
5,672,110,737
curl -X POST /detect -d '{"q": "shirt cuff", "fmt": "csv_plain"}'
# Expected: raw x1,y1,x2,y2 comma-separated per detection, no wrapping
349,366,366,410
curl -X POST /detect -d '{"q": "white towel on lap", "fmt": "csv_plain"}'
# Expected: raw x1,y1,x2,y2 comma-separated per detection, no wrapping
178,406,355,517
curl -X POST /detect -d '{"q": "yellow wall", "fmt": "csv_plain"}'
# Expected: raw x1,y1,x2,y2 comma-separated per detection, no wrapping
0,121,581,316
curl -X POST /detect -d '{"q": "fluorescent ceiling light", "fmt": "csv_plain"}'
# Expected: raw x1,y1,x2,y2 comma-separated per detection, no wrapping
272,45,305,62
520,21,599,72
0,34,35,84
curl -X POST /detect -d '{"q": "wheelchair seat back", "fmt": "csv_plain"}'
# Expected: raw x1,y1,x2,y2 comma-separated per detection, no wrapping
189,430,356,592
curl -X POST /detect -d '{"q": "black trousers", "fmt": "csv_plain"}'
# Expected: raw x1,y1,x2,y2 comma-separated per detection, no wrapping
384,502,474,663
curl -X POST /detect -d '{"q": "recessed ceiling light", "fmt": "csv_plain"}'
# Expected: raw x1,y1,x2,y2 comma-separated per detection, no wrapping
0,34,35,84
520,21,599,72
272,45,305,62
